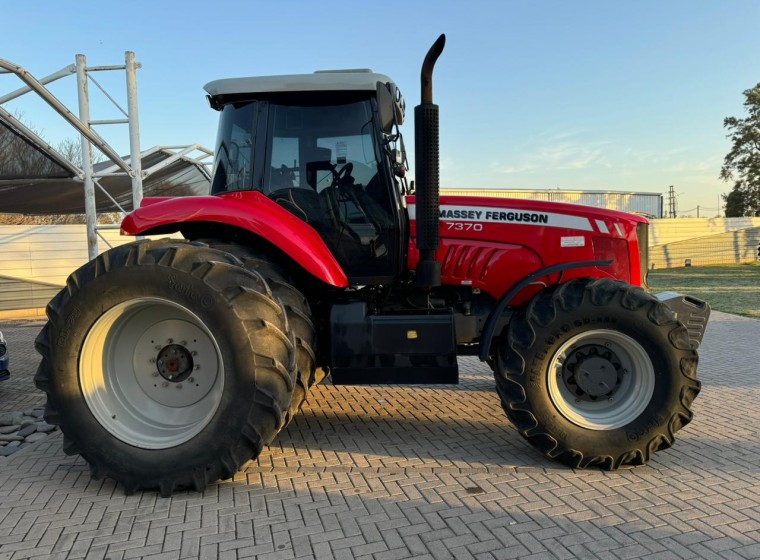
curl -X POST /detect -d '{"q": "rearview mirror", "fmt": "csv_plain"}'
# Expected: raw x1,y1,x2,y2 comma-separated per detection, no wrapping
376,82,395,133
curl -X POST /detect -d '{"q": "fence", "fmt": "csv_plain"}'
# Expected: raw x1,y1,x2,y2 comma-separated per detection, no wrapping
649,218,760,269
0,225,138,315
0,218,758,314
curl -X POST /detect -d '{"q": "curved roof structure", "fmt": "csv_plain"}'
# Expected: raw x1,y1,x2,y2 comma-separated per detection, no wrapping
0,113,210,214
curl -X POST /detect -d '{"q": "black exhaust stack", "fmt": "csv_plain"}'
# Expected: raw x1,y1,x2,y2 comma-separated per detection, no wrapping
415,34,446,288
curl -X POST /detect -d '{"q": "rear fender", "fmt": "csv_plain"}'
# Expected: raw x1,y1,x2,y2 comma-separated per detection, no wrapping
121,191,348,288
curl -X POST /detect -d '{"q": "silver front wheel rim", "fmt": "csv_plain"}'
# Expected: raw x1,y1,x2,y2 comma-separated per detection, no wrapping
547,329,655,430
80,298,224,449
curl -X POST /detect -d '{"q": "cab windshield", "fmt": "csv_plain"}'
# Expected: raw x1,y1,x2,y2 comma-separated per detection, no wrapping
264,101,378,194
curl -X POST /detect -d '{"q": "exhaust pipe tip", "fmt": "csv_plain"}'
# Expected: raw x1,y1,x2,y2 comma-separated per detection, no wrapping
421,34,446,105
415,34,446,289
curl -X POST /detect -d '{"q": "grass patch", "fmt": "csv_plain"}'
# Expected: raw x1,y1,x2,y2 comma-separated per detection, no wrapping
648,263,760,318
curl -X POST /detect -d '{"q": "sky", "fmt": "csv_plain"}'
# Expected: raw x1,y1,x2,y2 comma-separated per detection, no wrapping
2,0,759,217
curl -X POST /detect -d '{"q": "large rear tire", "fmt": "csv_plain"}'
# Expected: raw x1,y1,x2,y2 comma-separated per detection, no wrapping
34,239,296,496
201,243,318,425
493,278,700,469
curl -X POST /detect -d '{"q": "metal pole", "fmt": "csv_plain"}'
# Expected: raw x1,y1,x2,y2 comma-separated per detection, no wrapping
125,51,143,210
0,64,76,104
76,54,98,260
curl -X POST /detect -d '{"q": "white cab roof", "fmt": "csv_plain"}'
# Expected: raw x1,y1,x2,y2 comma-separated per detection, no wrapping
204,70,394,96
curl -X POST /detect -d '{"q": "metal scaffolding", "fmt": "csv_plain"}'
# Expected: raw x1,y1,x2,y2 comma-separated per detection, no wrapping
0,52,212,259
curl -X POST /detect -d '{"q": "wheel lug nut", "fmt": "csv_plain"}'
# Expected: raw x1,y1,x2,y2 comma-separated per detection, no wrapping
152,372,158,377
155,345,162,351
162,382,169,388
167,338,173,344
181,340,187,346
195,365,200,370
188,377,194,383
191,351,197,356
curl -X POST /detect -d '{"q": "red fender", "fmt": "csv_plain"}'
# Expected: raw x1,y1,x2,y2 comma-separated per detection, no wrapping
120,191,348,288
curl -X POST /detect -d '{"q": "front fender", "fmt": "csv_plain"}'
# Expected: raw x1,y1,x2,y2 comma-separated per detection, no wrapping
121,191,348,288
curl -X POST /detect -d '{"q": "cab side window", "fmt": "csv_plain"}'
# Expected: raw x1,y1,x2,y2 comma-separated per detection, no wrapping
211,102,256,194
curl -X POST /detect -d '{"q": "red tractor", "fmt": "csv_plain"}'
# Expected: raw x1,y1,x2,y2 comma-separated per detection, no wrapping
36,36,709,496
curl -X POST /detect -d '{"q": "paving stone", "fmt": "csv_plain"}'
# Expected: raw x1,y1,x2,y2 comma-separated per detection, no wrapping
0,313,758,560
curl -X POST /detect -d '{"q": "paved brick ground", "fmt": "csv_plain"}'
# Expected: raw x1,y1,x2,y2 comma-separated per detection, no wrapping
0,320,47,413
1,312,759,559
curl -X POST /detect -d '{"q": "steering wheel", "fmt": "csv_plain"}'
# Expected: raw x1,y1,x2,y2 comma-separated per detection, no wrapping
320,162,367,242
331,162,354,186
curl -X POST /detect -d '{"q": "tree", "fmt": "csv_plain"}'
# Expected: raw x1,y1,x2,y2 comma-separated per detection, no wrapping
723,184,747,217
0,111,66,179
721,83,760,217
55,136,106,168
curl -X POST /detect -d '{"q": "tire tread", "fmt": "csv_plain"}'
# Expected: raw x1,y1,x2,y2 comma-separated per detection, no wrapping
493,277,700,471
34,239,296,495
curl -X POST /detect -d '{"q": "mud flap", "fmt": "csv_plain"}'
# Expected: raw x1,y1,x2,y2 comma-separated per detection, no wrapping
656,292,711,349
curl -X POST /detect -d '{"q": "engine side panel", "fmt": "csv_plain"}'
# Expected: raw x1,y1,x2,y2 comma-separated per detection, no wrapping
120,191,349,288
406,195,647,303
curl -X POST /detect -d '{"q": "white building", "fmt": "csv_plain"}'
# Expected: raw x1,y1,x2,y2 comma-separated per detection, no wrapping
441,189,663,218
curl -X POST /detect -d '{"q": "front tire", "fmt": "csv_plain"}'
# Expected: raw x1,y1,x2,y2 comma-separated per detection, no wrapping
494,278,700,469
34,239,296,496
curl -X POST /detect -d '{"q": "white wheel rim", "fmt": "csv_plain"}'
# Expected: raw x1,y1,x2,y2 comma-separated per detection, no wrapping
547,329,655,430
79,297,224,449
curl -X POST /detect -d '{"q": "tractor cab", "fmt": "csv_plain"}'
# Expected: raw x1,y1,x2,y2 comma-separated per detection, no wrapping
205,71,409,283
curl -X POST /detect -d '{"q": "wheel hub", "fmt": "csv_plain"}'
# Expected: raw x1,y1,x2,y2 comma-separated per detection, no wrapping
79,298,224,449
562,344,623,401
548,330,656,430
156,344,194,382
133,321,219,409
